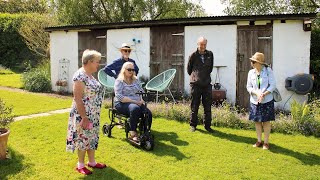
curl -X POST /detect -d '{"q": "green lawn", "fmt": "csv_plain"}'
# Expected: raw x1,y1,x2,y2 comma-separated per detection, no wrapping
1,112,319,179
0,73,23,88
0,89,72,116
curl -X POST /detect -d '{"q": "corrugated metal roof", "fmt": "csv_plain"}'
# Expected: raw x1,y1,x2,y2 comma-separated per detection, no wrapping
45,13,317,32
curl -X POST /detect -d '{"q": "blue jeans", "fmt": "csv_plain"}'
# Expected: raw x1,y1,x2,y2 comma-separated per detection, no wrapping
115,103,152,132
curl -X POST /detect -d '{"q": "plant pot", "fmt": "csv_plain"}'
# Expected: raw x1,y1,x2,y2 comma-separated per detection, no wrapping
0,128,10,160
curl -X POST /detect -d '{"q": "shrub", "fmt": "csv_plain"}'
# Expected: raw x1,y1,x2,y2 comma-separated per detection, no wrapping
213,102,253,130
310,29,320,97
0,65,14,74
275,99,320,137
147,102,190,122
272,112,296,135
0,98,14,131
103,97,320,137
22,60,51,92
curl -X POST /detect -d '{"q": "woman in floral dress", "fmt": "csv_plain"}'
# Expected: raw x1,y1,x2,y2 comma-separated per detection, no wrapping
66,49,106,175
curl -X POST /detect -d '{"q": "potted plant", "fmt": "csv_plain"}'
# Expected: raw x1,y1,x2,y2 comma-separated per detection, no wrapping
55,79,68,87
0,98,14,160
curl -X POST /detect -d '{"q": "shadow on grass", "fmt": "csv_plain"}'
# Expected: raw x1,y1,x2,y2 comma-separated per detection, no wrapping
151,130,189,160
198,129,320,166
80,166,131,180
0,147,29,179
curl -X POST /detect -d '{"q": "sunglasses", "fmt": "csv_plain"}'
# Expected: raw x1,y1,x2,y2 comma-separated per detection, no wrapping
123,50,131,53
126,68,135,72
251,61,256,64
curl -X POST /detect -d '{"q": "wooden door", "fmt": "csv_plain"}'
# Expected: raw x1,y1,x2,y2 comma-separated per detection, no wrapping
150,26,184,92
236,25,273,109
78,30,107,70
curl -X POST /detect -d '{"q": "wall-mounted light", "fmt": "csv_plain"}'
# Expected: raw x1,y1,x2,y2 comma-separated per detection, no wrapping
303,19,312,31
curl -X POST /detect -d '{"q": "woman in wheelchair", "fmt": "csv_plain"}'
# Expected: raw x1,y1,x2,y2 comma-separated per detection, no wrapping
114,62,152,142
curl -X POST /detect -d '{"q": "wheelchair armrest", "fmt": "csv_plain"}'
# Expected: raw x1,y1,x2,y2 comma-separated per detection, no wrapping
108,108,129,119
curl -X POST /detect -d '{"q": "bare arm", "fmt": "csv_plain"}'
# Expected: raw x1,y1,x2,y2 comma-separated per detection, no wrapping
73,81,90,129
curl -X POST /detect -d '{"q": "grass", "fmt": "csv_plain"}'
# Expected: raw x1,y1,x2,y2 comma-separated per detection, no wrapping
1,111,319,179
0,89,72,116
0,76,319,179
0,73,22,88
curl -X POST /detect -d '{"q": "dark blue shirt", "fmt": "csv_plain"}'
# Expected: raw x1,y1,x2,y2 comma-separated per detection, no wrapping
103,58,139,79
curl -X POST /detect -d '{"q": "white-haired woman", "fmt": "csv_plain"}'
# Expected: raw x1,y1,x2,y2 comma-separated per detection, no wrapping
66,49,107,175
114,62,152,141
246,52,276,150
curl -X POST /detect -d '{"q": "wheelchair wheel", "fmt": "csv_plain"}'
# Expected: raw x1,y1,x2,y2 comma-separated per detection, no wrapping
142,135,154,151
102,123,111,137
144,140,154,151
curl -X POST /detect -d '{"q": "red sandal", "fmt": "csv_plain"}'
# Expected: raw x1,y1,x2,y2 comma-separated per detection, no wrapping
76,167,92,175
87,163,107,169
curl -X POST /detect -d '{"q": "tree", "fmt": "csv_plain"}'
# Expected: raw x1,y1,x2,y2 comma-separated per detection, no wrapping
51,0,205,25
0,0,48,14
18,13,57,58
220,0,319,15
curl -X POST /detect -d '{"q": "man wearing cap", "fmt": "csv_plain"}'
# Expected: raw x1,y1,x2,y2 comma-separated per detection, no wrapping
103,43,139,78
187,37,214,133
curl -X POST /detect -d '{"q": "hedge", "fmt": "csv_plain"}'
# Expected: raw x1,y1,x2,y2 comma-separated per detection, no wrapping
0,13,41,71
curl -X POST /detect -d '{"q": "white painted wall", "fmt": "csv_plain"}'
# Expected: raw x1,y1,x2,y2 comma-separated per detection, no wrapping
273,20,311,110
48,21,312,109
184,25,238,104
50,31,78,92
106,28,150,80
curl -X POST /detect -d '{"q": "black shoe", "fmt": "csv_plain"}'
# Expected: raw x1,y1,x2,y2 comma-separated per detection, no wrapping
205,126,214,133
190,126,196,132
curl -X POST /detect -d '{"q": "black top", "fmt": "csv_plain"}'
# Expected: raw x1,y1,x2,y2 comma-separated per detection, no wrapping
187,49,214,87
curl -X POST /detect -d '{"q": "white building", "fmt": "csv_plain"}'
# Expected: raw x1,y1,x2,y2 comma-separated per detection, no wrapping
45,13,317,110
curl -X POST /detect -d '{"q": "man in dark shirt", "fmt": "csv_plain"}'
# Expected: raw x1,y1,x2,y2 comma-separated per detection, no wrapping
103,43,139,78
187,37,214,133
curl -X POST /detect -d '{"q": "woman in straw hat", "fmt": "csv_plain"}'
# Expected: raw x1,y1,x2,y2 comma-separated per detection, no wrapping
103,43,139,79
246,52,276,150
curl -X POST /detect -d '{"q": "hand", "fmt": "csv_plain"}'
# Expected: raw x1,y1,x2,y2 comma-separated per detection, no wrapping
135,100,144,106
80,116,90,129
258,92,265,103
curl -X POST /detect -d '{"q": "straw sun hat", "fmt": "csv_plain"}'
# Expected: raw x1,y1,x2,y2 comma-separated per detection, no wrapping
249,52,267,65
120,43,132,50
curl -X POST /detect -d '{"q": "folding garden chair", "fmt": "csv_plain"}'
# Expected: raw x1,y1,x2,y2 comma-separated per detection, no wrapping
98,69,115,99
145,68,176,103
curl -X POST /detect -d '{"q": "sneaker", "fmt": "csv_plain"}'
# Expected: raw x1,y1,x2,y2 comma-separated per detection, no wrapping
190,126,196,132
205,126,214,133
263,143,269,150
252,141,263,147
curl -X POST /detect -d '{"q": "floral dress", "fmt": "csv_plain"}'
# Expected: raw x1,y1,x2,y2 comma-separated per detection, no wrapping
66,68,104,152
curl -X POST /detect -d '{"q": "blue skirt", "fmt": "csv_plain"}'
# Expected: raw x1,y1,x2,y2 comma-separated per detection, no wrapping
249,100,275,122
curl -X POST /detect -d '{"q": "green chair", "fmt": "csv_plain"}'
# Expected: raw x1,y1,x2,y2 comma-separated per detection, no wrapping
98,69,115,99
145,69,176,103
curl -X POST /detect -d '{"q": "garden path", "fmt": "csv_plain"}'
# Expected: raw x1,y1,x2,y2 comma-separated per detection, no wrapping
0,86,72,121
13,108,71,121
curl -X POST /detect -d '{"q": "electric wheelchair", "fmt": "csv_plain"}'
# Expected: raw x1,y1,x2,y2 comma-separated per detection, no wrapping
102,91,155,151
